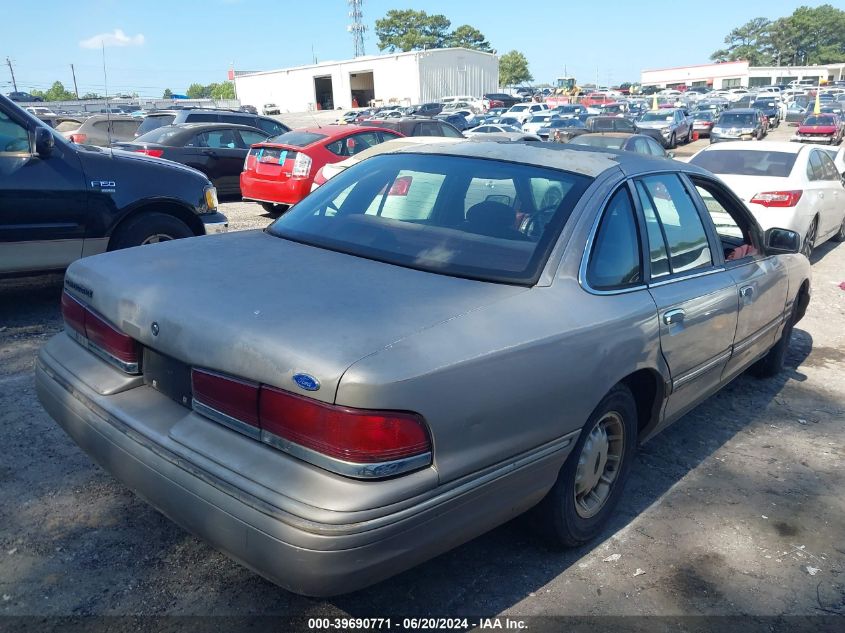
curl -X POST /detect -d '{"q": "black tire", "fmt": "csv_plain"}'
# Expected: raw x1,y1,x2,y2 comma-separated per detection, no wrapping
108,212,194,251
756,128,764,140
750,297,798,378
802,217,818,258
535,384,638,547
668,133,676,149
831,217,845,242
261,202,288,216
686,125,693,144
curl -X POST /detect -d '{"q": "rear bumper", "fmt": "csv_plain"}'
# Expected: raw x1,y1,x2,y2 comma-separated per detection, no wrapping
240,172,312,206
35,334,573,596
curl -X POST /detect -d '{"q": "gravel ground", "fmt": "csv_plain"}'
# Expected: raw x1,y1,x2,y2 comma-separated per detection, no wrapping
1,121,844,625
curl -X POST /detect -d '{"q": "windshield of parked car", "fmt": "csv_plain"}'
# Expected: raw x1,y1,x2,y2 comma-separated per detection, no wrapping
267,130,327,146
717,113,755,126
689,150,797,177
267,153,593,285
802,115,835,126
136,114,176,136
640,111,673,122
509,105,529,112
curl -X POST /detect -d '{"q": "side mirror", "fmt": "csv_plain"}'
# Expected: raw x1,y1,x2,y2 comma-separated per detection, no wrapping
667,151,675,158
765,227,801,255
34,126,54,158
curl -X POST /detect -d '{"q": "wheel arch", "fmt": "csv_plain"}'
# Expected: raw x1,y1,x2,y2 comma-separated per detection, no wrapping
107,200,204,251
619,368,666,441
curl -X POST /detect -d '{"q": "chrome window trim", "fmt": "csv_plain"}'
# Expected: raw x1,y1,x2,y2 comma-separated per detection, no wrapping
648,266,726,288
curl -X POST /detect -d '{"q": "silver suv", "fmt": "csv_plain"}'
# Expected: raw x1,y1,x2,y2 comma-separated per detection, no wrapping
635,108,692,148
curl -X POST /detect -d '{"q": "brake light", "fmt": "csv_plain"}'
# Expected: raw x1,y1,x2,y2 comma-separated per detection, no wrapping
69,133,87,144
134,148,164,157
244,148,258,171
190,368,431,478
292,152,312,178
311,165,327,188
750,190,803,207
61,291,139,373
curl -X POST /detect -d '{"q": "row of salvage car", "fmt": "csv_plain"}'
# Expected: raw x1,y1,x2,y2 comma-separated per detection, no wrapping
2,92,843,597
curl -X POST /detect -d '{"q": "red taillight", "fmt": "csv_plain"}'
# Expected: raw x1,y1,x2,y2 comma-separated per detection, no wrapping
134,148,164,157
312,165,327,187
69,133,87,144
190,368,431,477
191,369,259,427
61,291,139,373
750,190,803,207
260,387,430,464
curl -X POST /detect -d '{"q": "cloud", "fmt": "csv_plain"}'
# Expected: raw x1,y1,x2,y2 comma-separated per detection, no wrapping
79,29,145,49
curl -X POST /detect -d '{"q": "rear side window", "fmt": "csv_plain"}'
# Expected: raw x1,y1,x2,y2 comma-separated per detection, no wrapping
184,113,219,123
807,151,825,181
587,187,642,290
112,120,140,137
439,123,463,137
255,118,288,136
636,175,712,275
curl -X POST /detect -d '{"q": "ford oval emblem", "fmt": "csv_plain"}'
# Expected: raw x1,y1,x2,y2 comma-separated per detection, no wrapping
293,373,320,391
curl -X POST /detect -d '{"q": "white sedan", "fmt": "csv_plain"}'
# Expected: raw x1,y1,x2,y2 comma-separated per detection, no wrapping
522,112,560,135
689,141,845,257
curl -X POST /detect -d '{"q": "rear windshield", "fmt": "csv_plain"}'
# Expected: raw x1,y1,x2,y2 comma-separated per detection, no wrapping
509,105,528,112
689,150,797,178
752,100,776,107
717,113,754,126
134,126,184,144
136,114,175,136
803,116,835,126
569,136,625,149
693,111,714,120
267,130,327,146
267,154,592,285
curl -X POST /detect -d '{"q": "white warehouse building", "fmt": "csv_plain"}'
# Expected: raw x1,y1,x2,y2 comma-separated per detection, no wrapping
233,48,499,113
641,60,845,90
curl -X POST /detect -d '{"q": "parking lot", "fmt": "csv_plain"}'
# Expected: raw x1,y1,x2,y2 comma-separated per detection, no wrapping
2,120,845,622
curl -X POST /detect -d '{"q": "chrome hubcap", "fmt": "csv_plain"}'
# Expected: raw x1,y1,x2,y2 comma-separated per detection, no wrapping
574,412,625,519
141,233,174,245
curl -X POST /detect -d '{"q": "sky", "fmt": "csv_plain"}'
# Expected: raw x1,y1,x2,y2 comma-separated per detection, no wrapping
0,0,829,98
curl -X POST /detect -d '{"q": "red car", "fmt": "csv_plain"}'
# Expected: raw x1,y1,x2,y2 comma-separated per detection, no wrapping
241,126,404,212
792,114,844,145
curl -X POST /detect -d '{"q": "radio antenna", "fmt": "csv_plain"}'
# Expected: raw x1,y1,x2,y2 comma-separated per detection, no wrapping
102,42,113,154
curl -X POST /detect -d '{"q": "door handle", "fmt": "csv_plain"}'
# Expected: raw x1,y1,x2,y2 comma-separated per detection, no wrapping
663,309,686,325
740,285,754,299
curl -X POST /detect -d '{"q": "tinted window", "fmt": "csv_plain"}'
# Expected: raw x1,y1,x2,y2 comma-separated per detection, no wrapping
587,188,642,289
690,150,797,177
0,110,30,153
645,138,666,157
569,135,625,149
137,126,184,144
818,152,840,180
417,121,442,136
227,115,256,127
268,130,327,146
193,129,241,148
184,113,219,123
267,154,591,284
112,120,140,138
325,131,381,156
239,129,269,146
439,123,463,137
636,175,712,274
717,112,754,126
136,114,175,136
807,151,825,181
636,181,670,278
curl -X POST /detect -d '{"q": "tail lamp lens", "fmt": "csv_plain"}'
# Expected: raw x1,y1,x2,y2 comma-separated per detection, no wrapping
69,133,87,144
292,152,312,178
134,148,164,157
61,291,139,373
750,190,803,207
190,368,431,477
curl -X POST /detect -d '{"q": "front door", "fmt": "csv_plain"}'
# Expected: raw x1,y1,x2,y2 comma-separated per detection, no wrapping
688,177,789,381
635,174,738,425
0,105,87,273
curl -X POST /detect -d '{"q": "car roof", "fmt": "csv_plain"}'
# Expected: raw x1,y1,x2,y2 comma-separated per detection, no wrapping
390,139,685,178
154,123,266,133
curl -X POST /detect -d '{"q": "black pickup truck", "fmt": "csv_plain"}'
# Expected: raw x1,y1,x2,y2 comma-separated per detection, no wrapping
0,94,228,276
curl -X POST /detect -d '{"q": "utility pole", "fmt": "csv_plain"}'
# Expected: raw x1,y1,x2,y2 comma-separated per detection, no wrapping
6,57,17,92
70,63,79,98
348,0,366,58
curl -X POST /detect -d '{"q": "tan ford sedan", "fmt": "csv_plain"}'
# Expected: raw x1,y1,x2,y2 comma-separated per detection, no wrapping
37,141,810,596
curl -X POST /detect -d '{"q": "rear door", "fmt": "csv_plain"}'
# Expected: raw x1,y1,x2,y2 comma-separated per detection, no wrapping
815,150,844,238
0,107,88,273
635,173,738,424
806,149,837,238
189,128,247,194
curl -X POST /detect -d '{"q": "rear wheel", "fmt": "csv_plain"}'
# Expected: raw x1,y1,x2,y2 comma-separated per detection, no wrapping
535,384,638,547
109,212,194,251
668,133,676,149
261,202,288,216
685,126,693,144
750,296,799,378
802,217,818,258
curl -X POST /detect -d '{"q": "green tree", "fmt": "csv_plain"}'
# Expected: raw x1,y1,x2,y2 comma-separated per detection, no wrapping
162,88,173,99
447,25,492,52
375,9,451,51
186,83,210,99
499,50,532,87
210,81,236,99
42,81,77,101
709,17,771,65
81,92,100,100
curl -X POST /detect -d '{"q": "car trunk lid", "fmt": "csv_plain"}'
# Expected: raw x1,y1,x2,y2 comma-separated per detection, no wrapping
63,230,527,404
